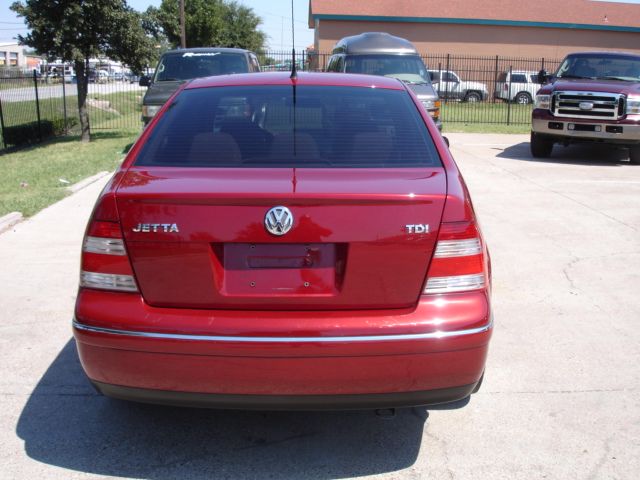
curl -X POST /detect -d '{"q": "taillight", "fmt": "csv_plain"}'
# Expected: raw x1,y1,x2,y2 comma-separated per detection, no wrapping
80,192,138,293
423,221,487,295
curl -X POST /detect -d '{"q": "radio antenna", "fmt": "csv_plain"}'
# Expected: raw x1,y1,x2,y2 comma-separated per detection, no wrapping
290,0,297,79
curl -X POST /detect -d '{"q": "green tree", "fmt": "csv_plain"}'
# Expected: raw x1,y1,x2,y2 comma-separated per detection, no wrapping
11,0,156,142
154,0,266,51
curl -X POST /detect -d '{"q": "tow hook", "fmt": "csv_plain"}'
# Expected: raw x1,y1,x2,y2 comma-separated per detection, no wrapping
375,408,396,418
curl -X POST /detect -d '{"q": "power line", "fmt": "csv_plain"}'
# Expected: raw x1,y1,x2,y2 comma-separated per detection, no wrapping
250,8,309,26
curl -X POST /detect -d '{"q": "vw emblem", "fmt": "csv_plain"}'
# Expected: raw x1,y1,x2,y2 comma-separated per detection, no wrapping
579,101,594,111
264,206,294,236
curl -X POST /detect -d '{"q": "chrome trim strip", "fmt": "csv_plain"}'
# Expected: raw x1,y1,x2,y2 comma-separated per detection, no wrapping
72,317,493,343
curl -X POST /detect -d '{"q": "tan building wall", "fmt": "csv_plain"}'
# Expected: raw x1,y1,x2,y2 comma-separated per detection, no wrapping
315,20,640,59
0,43,28,68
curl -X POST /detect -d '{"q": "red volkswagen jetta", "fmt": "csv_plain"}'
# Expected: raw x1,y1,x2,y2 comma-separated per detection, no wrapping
73,72,492,409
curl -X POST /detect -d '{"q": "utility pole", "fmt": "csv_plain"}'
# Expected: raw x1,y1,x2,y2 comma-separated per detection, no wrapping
180,0,186,48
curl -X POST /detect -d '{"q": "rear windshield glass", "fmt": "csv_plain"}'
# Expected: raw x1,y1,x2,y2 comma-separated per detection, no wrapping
154,52,248,81
135,85,441,168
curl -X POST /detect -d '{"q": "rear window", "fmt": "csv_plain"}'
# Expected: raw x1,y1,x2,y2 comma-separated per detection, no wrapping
510,74,528,83
135,85,441,168
154,52,249,82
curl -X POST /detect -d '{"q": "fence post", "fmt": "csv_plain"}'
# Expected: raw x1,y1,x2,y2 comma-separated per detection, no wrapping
437,62,442,98
507,65,513,126
444,54,450,104
33,69,42,141
0,95,6,150
62,70,68,132
541,57,545,73
493,55,499,104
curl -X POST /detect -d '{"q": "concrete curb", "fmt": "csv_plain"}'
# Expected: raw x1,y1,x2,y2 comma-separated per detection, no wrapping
66,171,111,194
0,212,23,234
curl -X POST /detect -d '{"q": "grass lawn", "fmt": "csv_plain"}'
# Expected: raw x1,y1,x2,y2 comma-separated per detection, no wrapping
440,101,532,134
0,90,143,137
0,130,138,217
443,123,530,134
0,76,35,91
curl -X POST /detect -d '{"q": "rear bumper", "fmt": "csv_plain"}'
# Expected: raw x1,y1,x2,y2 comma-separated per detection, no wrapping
532,109,640,145
73,289,492,409
92,381,479,410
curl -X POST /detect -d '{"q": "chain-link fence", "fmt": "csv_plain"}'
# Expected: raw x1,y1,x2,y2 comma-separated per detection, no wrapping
1,52,562,151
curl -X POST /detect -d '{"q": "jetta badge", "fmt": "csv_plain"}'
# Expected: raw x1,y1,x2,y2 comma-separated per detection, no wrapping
265,206,293,236
132,223,179,233
579,101,594,111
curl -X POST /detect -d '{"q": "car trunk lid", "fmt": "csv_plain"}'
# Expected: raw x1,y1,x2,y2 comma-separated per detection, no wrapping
116,167,446,310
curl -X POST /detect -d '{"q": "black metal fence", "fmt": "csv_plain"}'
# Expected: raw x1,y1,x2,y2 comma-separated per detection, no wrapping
0,52,562,150
0,69,148,149
302,51,562,126
424,54,561,125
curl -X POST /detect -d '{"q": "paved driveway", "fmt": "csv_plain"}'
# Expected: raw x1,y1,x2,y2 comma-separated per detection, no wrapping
0,133,638,479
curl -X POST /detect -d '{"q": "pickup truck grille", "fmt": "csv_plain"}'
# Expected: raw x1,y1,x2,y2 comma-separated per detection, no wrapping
552,91,624,120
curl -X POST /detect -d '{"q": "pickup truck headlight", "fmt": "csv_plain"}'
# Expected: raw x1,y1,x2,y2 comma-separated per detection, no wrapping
535,94,551,109
421,99,441,119
142,104,162,118
626,96,640,115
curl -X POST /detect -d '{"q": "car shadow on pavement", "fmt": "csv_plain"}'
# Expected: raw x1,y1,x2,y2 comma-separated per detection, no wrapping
497,142,632,166
16,340,461,479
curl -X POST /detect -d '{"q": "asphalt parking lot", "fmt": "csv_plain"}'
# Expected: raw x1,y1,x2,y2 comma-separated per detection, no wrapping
0,132,638,479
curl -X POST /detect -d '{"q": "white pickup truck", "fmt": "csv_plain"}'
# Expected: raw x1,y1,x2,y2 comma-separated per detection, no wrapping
428,69,489,102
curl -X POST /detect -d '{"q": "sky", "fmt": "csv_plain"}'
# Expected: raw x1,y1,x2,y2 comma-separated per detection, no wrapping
0,0,314,50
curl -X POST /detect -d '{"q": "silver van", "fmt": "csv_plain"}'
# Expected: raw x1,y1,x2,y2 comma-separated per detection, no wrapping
326,32,442,130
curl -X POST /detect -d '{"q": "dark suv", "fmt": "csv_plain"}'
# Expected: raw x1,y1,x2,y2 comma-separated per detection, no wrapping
140,47,261,125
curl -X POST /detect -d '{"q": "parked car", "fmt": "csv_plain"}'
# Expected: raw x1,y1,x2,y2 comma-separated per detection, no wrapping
126,73,140,84
495,70,541,104
46,65,74,81
326,32,443,131
140,47,261,125
531,51,640,163
428,70,489,102
73,71,493,410
88,69,109,83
